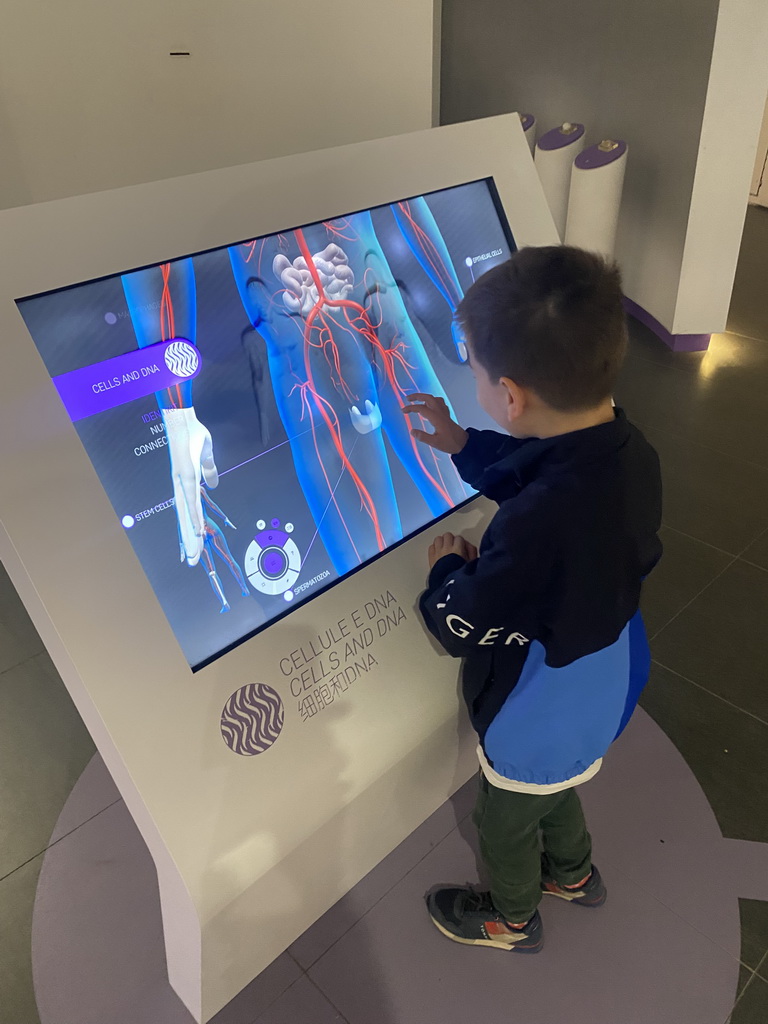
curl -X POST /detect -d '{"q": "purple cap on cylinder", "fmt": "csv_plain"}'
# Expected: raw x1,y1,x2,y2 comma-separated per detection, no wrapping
536,122,585,151
519,113,535,132
575,139,628,169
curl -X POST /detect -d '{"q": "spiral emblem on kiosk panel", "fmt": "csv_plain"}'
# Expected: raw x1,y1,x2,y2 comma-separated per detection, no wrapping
220,683,285,755
163,340,199,378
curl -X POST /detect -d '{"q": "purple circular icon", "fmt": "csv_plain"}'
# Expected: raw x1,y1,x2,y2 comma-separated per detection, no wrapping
271,517,280,528
261,548,287,578
104,312,117,325
220,683,285,756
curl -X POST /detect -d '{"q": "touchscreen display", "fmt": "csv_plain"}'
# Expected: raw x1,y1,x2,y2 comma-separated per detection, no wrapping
17,179,514,668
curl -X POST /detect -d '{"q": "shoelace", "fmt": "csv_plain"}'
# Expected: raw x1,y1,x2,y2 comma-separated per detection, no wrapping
460,886,497,915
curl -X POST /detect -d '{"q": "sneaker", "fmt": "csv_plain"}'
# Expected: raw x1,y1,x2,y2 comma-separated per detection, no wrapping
426,886,544,953
541,864,607,907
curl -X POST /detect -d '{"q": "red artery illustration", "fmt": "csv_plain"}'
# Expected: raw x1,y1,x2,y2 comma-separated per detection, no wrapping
295,223,462,555
396,201,463,309
159,262,184,410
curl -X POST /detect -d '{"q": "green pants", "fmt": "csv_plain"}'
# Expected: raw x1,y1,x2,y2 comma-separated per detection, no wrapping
473,773,593,923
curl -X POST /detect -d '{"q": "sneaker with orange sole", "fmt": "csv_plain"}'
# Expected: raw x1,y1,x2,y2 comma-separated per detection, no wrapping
541,863,607,907
426,886,544,953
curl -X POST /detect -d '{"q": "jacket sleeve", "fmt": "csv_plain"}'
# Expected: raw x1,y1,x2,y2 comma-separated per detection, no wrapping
452,428,529,492
419,503,550,658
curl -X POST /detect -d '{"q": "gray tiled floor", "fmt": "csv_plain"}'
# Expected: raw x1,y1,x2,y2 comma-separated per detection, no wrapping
640,525,733,638
617,334,768,469
651,560,768,724
742,528,768,571
640,663,768,844
730,967,768,1024
632,424,768,553
0,653,95,880
0,563,43,675
0,859,42,1024
0,548,98,1022
740,901,768,978
0,625,97,1022
2,205,768,1023
253,977,345,1024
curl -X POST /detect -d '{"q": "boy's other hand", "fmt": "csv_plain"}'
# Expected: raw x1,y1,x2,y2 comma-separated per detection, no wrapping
428,532,478,569
402,393,469,455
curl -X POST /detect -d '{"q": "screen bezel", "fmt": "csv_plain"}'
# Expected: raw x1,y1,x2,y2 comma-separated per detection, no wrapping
17,176,514,303
16,177,517,671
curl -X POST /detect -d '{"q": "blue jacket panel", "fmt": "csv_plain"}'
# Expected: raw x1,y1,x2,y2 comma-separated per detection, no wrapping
484,609,650,785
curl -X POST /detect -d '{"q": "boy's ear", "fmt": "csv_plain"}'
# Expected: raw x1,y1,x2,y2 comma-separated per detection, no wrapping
499,376,527,423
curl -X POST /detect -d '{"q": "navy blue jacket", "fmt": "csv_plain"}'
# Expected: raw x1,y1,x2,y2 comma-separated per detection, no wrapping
419,409,662,787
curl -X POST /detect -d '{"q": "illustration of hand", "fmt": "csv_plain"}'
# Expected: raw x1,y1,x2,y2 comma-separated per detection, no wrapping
402,393,469,455
162,406,219,566
199,490,250,613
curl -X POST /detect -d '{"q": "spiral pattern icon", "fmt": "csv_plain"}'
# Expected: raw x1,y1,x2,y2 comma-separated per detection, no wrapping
220,683,285,756
164,340,200,378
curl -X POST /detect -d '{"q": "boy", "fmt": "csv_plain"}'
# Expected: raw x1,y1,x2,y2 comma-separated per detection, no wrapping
403,246,662,954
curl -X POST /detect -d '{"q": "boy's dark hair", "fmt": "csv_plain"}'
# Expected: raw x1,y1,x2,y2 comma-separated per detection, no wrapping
457,246,628,412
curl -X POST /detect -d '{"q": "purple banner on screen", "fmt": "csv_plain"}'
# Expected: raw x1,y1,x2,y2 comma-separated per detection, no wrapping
53,339,201,422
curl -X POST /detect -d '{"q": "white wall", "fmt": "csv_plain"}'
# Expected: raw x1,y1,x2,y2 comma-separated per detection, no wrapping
0,1,438,209
441,0,768,335
677,1,768,329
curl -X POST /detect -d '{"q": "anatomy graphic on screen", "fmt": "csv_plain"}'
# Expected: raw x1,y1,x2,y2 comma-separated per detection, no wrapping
17,179,514,667
227,197,475,577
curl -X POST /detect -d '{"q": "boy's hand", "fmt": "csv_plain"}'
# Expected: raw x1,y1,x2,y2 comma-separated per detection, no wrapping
402,393,469,455
428,532,478,569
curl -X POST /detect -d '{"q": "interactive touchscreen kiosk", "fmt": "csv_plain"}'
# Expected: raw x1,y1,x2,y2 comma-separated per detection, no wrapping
0,115,558,1021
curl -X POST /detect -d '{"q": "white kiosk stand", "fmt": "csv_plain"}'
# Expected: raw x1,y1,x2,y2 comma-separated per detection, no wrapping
0,115,558,1022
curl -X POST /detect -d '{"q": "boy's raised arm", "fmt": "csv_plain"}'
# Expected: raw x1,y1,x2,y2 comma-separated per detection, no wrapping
451,428,529,493
403,394,529,497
